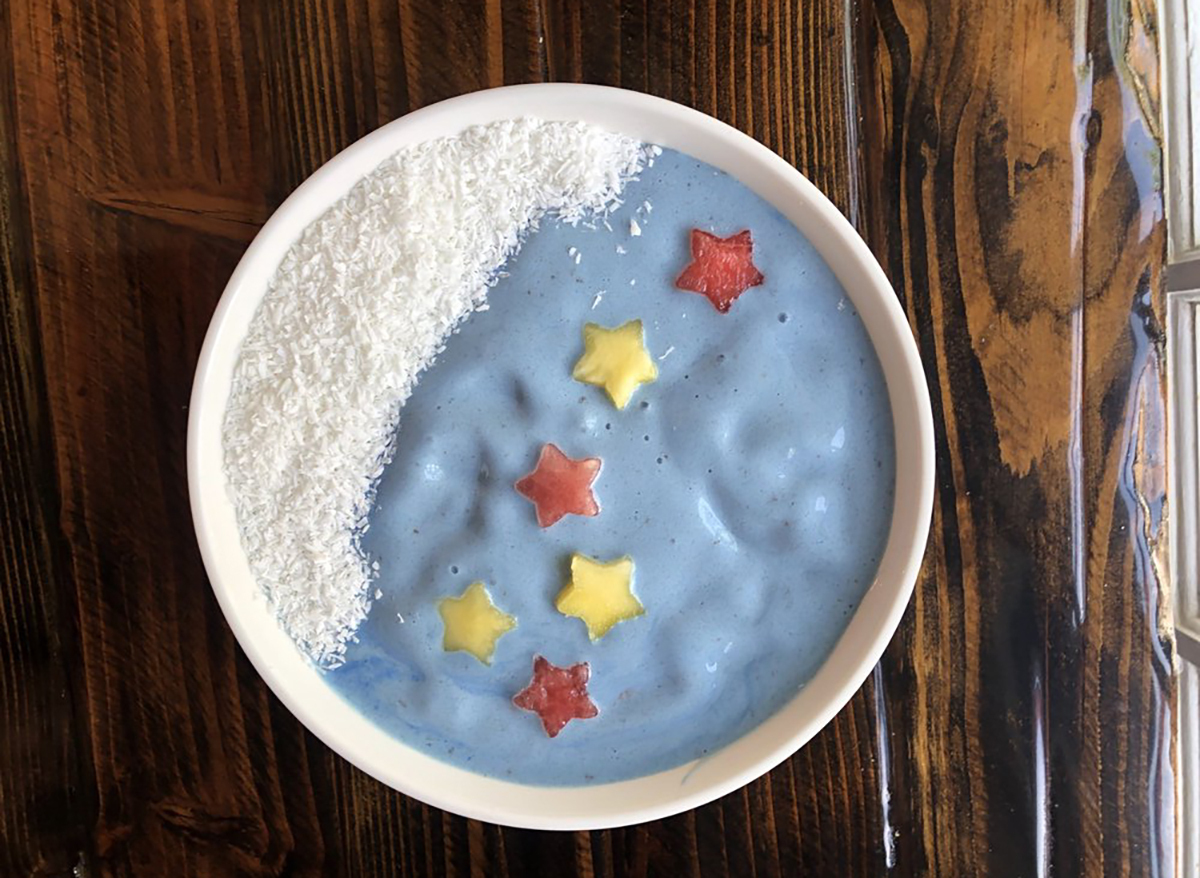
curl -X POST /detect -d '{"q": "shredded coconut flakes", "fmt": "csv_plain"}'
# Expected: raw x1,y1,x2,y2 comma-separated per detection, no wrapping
223,119,651,666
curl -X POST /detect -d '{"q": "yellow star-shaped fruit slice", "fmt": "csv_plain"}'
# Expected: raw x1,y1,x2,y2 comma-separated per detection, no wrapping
437,581,516,665
571,320,658,409
555,553,645,641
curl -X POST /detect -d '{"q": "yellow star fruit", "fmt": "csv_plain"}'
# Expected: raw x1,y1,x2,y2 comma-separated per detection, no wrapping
555,553,645,641
572,320,658,409
437,581,516,664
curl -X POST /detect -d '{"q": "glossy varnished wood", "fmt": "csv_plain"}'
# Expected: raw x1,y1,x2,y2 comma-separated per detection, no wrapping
0,0,1174,875
856,0,1172,872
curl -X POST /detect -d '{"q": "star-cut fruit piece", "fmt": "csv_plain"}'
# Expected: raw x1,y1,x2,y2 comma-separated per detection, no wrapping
555,553,645,641
512,655,599,738
675,228,765,313
514,443,602,528
571,319,658,409
436,581,516,665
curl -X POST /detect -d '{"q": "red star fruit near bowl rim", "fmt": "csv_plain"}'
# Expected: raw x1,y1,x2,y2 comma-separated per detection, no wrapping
675,228,766,313
513,655,600,738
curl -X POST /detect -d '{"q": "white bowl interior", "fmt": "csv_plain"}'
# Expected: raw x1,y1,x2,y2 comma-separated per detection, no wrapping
188,84,934,830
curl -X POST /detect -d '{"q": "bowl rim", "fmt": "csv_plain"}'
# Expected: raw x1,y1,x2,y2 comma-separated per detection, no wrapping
187,82,934,830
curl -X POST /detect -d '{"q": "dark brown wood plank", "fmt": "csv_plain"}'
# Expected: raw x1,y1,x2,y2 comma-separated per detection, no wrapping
5,1,292,874
855,0,1174,874
0,0,95,873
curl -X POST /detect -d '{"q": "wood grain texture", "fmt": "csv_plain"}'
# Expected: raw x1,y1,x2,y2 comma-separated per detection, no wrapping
0,0,94,873
856,0,1174,873
0,0,1174,875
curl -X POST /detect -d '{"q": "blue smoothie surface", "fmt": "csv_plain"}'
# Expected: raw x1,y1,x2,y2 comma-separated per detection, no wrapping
324,147,896,785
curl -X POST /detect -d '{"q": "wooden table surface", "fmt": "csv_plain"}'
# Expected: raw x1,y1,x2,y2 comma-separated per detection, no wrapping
0,0,1177,875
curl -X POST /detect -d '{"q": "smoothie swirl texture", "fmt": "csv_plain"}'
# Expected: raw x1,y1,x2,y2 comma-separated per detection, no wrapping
222,119,895,785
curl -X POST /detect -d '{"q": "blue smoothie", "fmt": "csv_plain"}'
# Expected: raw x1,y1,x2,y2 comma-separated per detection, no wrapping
324,148,896,785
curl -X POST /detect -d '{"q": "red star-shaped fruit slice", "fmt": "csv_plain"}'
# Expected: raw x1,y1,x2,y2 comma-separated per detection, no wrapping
674,228,765,313
512,655,599,738
514,443,601,528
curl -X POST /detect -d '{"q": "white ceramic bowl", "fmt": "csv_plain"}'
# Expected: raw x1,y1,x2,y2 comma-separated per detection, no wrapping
188,83,934,830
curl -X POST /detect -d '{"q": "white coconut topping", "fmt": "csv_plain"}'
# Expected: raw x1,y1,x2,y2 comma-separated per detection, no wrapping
223,119,651,666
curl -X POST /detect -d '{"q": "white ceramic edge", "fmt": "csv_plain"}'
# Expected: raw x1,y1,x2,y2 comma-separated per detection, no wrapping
187,83,934,831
